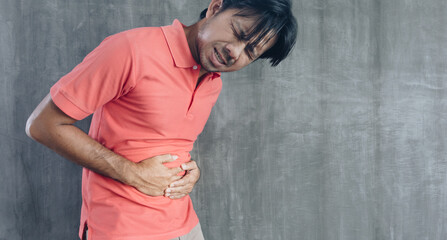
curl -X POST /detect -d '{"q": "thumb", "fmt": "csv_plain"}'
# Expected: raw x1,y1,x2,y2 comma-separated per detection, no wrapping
181,160,198,171
159,154,178,163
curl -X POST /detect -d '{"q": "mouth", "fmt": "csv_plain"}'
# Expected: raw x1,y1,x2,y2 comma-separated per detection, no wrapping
214,48,227,66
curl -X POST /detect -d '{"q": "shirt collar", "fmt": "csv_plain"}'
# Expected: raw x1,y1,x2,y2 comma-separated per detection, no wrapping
161,19,198,68
161,19,221,78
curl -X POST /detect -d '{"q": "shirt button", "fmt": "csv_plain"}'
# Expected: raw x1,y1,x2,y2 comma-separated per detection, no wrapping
193,65,198,70
187,114,194,120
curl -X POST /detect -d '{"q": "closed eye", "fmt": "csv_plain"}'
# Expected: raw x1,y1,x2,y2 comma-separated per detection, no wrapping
231,23,256,60
231,24,246,41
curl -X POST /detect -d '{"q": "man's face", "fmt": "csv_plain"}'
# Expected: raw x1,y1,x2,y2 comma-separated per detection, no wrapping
196,8,276,73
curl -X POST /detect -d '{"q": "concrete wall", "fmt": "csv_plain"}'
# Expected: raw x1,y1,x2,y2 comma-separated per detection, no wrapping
1,0,446,239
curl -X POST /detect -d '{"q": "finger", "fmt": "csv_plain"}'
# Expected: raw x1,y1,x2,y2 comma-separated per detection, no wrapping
168,177,188,188
164,185,193,196
168,166,184,176
180,161,198,171
169,174,193,188
165,187,190,197
166,193,187,200
157,154,178,163
173,169,200,186
168,174,182,183
165,186,186,194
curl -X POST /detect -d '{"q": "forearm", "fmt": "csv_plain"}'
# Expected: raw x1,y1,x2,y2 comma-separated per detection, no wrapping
26,94,135,185
38,124,133,184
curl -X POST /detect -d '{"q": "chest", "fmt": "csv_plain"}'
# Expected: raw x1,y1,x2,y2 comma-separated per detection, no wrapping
109,67,221,139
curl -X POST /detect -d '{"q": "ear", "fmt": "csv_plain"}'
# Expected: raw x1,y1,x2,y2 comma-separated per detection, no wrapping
205,0,223,18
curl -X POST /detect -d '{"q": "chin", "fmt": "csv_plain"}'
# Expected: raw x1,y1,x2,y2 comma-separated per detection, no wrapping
199,56,217,72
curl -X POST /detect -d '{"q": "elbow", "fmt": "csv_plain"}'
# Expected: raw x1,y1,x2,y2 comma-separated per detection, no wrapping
25,115,38,141
26,93,61,143
26,114,47,142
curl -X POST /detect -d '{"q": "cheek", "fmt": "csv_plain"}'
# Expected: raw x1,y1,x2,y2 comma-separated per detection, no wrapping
196,34,214,55
196,37,209,57
197,24,217,47
198,42,212,63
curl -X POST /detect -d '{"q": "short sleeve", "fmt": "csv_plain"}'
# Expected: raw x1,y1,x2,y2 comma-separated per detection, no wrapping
50,32,136,120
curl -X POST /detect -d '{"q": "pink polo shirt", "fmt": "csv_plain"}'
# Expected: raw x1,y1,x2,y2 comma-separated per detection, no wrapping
50,20,222,240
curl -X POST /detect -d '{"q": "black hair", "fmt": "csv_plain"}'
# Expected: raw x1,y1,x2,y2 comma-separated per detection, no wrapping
199,0,297,66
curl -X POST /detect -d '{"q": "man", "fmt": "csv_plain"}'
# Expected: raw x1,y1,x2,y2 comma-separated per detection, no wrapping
26,0,297,239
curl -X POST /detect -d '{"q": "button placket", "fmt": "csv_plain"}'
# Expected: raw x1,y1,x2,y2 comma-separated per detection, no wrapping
186,65,201,116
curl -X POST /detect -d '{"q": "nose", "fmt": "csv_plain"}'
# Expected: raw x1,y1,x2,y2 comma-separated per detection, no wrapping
224,42,246,63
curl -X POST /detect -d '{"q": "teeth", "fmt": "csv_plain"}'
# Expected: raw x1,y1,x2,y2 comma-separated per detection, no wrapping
215,49,224,64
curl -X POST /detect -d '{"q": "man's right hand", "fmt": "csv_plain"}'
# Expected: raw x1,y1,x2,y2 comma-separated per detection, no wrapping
128,154,184,196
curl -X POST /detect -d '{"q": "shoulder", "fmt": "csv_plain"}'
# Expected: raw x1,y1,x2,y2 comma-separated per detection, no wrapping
112,27,165,46
111,27,169,58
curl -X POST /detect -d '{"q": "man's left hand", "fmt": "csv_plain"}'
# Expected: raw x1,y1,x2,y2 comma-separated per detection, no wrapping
164,160,200,199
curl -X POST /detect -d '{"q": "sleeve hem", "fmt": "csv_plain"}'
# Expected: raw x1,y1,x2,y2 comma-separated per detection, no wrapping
50,86,91,120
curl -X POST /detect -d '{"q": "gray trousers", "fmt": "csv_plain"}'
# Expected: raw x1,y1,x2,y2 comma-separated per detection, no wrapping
170,223,205,240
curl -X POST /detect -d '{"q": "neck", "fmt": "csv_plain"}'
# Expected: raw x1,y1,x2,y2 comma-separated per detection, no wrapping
183,20,209,79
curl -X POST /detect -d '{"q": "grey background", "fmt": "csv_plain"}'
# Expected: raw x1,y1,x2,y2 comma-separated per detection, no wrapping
1,0,446,239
